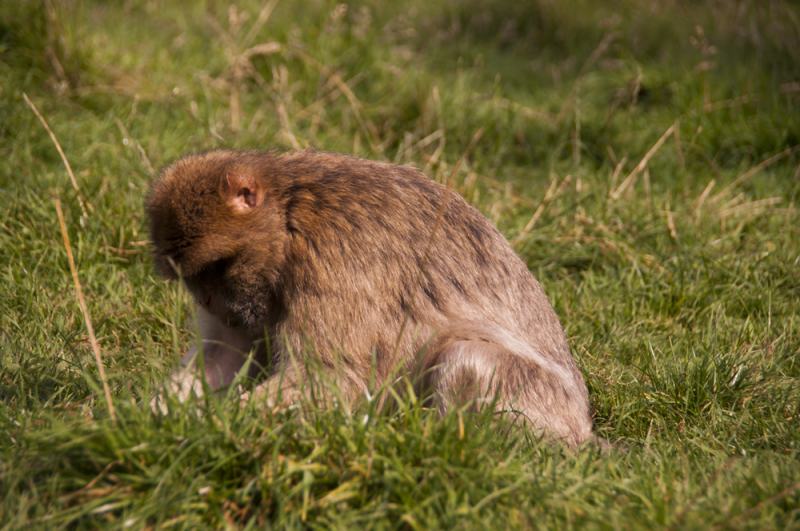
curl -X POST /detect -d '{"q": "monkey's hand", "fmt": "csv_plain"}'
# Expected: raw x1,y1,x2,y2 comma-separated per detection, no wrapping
150,367,205,415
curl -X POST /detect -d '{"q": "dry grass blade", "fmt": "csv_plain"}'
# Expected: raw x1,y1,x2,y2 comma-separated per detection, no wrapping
211,2,282,133
114,118,155,175
719,197,782,221
443,127,484,188
610,122,676,200
54,198,116,422
276,101,302,149
711,145,800,203
609,155,628,192
240,41,281,61
243,0,280,45
23,93,90,217
329,72,382,153
493,97,555,125
513,174,572,246
781,81,800,94
703,94,753,113
694,179,716,220
673,123,685,168
665,208,678,241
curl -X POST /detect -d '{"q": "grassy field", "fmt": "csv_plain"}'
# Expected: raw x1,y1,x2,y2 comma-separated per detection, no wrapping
1,0,799,528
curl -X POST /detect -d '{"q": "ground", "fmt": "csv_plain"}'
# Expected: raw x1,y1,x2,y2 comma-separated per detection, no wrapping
1,0,798,528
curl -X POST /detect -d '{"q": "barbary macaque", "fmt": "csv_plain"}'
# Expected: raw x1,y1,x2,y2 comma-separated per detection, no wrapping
147,150,597,446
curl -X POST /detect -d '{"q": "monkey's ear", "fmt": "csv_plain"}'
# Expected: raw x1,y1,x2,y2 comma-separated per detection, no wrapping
221,171,264,212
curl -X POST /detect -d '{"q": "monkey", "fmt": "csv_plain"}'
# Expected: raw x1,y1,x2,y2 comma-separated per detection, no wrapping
147,149,596,447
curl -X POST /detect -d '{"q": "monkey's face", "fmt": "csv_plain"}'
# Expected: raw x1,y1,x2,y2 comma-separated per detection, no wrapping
181,251,282,332
181,257,239,326
148,151,288,332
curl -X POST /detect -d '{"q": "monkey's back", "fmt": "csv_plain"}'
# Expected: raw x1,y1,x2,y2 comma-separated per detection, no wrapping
271,151,578,376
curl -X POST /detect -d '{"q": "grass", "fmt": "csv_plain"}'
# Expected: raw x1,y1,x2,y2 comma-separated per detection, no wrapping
1,0,799,528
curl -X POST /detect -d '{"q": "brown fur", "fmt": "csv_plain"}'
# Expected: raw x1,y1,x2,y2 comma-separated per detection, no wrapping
147,149,595,446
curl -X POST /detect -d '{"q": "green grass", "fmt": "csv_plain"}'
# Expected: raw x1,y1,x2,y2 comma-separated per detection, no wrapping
1,0,799,528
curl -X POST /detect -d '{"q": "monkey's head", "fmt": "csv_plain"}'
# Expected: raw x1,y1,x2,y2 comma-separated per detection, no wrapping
147,150,288,331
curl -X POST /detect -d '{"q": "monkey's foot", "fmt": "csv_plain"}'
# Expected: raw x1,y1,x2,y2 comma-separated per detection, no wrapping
240,375,301,412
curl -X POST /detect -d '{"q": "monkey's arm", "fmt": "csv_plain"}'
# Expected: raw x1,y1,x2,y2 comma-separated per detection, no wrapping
182,305,257,389
152,306,257,413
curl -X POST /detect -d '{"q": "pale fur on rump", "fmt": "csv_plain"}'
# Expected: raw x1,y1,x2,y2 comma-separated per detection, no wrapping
424,321,592,446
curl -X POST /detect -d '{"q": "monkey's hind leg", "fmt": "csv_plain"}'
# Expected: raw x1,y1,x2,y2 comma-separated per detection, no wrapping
240,366,301,410
424,325,594,447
